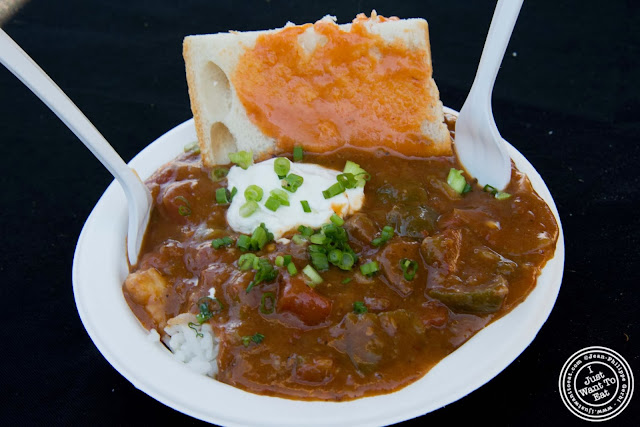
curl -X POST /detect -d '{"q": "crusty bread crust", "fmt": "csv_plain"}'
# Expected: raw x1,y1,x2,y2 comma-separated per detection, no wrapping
183,14,451,167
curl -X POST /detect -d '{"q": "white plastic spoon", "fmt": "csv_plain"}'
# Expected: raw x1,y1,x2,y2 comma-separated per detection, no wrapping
0,29,152,266
454,0,524,190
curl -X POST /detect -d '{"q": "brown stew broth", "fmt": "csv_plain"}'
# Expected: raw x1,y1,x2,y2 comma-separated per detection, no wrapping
124,122,558,401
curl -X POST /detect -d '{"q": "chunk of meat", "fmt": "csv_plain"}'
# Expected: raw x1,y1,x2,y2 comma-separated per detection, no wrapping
328,313,385,369
159,179,199,221
378,239,421,298
277,274,332,326
420,229,462,273
124,268,169,327
293,355,335,385
343,213,378,244
428,275,509,314
386,204,438,237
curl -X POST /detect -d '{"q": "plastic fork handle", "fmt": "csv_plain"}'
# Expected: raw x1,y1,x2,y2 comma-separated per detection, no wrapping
0,29,151,265
470,0,524,101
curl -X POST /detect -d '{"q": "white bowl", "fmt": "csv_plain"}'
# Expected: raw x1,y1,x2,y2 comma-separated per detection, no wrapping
73,109,565,426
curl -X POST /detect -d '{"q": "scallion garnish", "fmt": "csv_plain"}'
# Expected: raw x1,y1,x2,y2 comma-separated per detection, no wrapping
270,189,290,206
330,213,344,226
264,196,281,212
301,200,311,213
274,157,291,178
216,187,231,204
238,253,257,270
360,261,379,277
283,255,292,265
249,223,273,251
341,277,352,284
343,161,369,188
337,173,358,189
244,185,264,202
291,234,307,245
495,191,511,200
293,145,304,162
282,173,304,192
322,182,345,199
260,292,276,314
287,262,298,275
241,333,265,347
339,252,355,270
237,235,251,252
210,167,228,182
188,321,203,338
229,150,253,169
298,225,314,236
309,233,326,245
175,196,192,216
275,255,285,267
212,236,234,249
196,296,224,323
239,200,259,218
310,251,329,271
371,225,394,247
183,141,200,154
447,168,469,194
400,258,418,281
353,301,368,314
246,257,277,293
302,264,323,287
483,184,511,200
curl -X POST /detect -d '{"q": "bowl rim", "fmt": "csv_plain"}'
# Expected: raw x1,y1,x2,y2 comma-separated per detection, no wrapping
73,108,565,426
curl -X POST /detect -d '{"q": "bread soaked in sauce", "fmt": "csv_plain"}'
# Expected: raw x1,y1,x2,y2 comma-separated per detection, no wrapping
123,116,558,401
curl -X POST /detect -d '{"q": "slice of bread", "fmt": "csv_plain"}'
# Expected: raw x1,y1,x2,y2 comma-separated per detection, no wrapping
183,13,451,167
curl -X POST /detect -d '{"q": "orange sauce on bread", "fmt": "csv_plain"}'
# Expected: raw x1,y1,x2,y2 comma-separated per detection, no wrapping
232,14,450,156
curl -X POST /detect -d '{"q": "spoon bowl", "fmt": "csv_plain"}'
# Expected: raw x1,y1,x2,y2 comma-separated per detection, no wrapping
0,29,151,265
454,0,524,190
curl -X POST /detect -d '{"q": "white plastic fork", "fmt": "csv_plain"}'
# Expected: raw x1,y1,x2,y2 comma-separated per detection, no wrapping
0,29,152,266
454,0,524,190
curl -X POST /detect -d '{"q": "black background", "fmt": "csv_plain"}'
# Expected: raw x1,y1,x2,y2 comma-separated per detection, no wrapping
1,0,638,425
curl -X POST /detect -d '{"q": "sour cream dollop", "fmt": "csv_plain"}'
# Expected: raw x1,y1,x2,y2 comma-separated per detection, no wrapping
226,158,364,238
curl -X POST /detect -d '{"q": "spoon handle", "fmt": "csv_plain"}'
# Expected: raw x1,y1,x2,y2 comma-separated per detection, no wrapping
470,0,524,99
0,29,140,188
0,29,151,265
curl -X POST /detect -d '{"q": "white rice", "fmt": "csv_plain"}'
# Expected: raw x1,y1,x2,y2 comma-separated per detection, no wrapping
163,313,219,377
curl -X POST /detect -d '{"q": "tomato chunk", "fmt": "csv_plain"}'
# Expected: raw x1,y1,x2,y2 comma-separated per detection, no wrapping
277,274,332,326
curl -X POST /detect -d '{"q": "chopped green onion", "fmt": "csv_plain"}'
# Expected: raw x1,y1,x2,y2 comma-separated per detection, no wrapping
309,233,326,245
341,277,352,284
338,252,355,270
241,333,265,347
175,196,192,216
293,145,304,162
237,235,252,252
330,213,344,226
337,173,358,189
238,253,257,270
246,258,277,293
264,196,281,212
495,191,512,200
484,184,511,200
328,249,343,265
244,185,264,202
447,168,468,194
400,258,418,281
250,224,268,250
353,301,368,314
483,184,498,195
260,292,276,314
216,187,231,204
322,182,345,199
371,225,394,247
282,173,304,192
287,262,298,275
308,244,327,254
210,167,229,182
310,252,329,271
183,141,200,154
298,225,314,236
269,189,290,206
239,201,259,218
275,255,285,267
463,183,473,194
212,236,234,249
343,161,369,188
196,296,224,323
300,200,311,213
230,187,238,200
291,234,307,245
360,261,379,277
188,322,203,338
302,264,323,287
274,157,291,178
283,255,292,265
229,150,253,169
